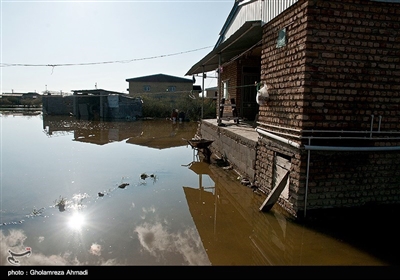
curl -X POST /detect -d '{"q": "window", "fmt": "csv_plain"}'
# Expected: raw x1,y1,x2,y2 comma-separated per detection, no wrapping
223,80,229,99
276,28,287,48
143,85,151,92
167,86,176,92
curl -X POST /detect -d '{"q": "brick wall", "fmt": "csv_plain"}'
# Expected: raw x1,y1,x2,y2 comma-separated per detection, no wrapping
220,62,240,116
303,0,400,132
256,0,400,218
259,0,400,134
258,0,308,134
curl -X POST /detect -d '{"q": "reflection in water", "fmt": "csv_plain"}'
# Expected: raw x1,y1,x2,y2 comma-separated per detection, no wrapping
42,114,198,149
183,164,386,266
0,113,396,266
68,212,85,231
134,211,210,265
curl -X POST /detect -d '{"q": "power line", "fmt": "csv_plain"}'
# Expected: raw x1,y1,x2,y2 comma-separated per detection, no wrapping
0,46,213,68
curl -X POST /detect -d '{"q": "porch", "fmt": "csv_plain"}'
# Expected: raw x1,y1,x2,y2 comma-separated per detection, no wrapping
197,118,259,184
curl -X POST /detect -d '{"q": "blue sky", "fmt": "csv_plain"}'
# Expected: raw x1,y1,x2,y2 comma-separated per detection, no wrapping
1,0,232,94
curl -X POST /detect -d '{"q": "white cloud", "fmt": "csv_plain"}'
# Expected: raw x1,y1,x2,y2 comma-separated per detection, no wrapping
89,243,102,256
0,229,117,266
134,208,210,265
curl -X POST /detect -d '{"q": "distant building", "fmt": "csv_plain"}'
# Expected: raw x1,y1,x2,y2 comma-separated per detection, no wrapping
192,85,202,95
1,91,41,99
22,92,41,99
202,87,218,100
126,73,198,99
0,91,42,106
42,89,142,121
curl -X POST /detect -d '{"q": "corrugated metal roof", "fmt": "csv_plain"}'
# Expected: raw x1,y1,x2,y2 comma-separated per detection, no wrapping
126,73,193,83
185,21,262,75
217,0,261,46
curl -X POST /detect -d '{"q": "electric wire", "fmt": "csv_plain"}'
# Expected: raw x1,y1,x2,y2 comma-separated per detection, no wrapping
0,46,213,68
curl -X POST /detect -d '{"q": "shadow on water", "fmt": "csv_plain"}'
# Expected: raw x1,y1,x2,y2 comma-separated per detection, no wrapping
183,158,399,266
298,204,400,266
1,112,399,268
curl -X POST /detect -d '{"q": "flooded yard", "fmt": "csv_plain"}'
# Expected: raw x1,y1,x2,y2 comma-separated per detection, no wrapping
0,111,398,269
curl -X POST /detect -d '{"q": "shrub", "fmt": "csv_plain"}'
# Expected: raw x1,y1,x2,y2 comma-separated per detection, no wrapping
141,94,216,121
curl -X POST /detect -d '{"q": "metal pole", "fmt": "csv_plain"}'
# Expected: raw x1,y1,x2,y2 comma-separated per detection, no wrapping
202,66,205,119
217,54,221,124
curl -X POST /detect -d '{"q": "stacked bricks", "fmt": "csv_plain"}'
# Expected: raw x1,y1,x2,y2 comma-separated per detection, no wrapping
219,62,240,116
302,0,400,132
255,0,400,219
259,0,400,132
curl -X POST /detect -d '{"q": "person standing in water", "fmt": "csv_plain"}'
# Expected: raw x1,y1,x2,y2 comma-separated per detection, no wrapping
171,109,178,123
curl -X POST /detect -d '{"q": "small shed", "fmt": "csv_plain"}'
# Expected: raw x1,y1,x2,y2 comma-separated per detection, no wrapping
71,89,143,120
42,89,143,121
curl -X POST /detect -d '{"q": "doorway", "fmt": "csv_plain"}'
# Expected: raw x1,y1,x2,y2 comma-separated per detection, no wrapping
241,66,260,121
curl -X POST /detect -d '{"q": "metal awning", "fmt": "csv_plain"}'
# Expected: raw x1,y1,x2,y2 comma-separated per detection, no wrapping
185,20,263,76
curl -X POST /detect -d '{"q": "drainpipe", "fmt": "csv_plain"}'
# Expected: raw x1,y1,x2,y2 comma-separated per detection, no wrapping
304,139,311,218
304,145,400,151
378,115,382,132
255,128,301,149
370,114,374,138
256,127,400,219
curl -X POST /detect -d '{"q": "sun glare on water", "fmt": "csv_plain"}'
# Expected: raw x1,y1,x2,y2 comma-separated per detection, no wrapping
68,212,85,231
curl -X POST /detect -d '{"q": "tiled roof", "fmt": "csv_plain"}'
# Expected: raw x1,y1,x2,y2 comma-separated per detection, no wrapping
126,73,193,83
71,89,125,95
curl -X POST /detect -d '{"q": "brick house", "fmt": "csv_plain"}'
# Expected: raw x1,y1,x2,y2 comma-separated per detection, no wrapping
187,0,400,219
126,73,196,99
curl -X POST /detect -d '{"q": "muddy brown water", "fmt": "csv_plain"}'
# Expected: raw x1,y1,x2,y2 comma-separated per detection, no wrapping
0,111,398,269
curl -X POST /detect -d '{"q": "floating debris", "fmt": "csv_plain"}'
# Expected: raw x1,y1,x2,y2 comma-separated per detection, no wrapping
54,196,67,212
98,192,105,197
118,183,129,189
140,172,158,185
31,207,45,216
240,178,251,186
0,219,25,227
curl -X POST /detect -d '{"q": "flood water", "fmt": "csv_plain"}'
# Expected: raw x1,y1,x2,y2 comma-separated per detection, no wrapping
0,111,398,269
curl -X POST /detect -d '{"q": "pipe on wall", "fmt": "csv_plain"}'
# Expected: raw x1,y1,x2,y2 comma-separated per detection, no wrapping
256,127,400,219
304,145,400,151
255,128,301,148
